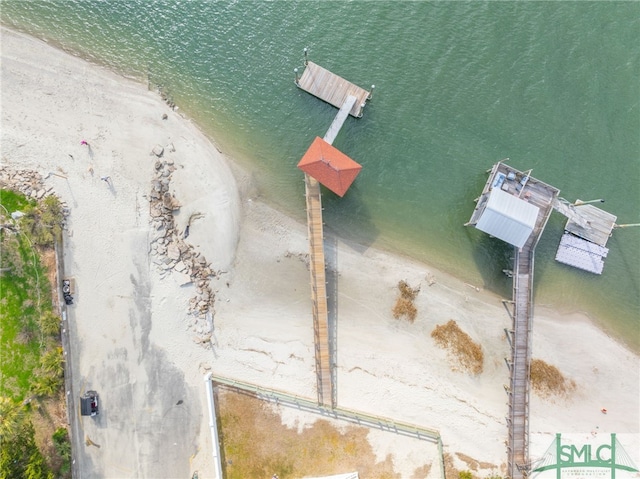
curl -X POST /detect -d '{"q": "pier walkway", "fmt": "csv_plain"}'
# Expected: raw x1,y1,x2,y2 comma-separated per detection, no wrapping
467,161,559,478
303,173,333,407
297,58,370,406
302,95,356,407
508,245,534,476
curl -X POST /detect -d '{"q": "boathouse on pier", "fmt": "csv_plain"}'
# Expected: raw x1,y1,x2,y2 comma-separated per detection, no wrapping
467,160,560,479
294,50,373,408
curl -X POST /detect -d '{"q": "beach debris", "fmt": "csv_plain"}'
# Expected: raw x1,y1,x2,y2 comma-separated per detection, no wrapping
85,436,101,448
162,113,168,120
464,282,481,292
0,166,70,221
162,191,181,210
152,144,164,157
147,157,217,344
431,320,484,375
392,280,420,323
530,358,576,397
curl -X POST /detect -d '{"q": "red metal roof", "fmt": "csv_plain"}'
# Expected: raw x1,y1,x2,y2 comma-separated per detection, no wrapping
297,137,362,197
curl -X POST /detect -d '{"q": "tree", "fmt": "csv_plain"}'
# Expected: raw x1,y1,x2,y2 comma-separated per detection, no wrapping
0,396,23,441
0,417,52,479
39,347,64,376
18,196,63,247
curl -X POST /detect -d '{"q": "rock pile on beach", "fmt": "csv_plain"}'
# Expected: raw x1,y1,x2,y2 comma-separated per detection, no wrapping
0,166,70,215
147,152,216,329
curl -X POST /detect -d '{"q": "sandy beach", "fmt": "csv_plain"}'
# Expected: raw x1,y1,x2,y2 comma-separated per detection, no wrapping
1,27,638,478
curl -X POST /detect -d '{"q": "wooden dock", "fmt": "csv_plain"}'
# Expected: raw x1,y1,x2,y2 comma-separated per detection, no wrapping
295,56,372,407
303,173,333,407
468,161,560,479
564,203,617,247
296,61,371,118
507,245,534,478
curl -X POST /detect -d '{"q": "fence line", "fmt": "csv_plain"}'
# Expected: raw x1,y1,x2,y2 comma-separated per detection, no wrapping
210,374,446,479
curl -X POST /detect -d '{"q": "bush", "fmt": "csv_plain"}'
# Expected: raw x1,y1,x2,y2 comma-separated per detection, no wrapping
32,347,64,398
19,196,63,247
52,427,71,476
0,417,52,479
39,311,61,337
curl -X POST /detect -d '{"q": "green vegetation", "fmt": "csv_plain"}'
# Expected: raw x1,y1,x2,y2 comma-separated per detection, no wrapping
1,188,68,478
52,428,72,476
0,417,53,479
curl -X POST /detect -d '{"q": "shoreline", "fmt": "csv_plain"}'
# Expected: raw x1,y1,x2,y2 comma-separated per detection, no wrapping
2,26,638,477
5,22,637,354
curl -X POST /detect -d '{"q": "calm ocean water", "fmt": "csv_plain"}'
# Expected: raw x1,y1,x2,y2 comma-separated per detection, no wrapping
2,1,639,350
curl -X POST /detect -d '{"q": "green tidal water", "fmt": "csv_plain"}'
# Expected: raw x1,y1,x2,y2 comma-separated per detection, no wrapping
2,1,639,350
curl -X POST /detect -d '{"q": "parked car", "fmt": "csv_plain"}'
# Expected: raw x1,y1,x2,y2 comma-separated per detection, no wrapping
80,390,99,416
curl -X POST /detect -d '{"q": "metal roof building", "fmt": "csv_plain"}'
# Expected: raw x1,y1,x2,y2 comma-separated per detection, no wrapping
475,188,540,249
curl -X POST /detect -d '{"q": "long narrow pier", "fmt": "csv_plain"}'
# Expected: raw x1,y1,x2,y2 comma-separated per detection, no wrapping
302,95,362,407
467,161,559,478
296,58,371,407
505,172,558,478
507,245,534,476
303,173,332,407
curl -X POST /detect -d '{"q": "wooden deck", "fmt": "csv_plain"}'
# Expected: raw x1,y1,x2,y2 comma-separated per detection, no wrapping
296,61,371,118
564,203,617,247
507,245,534,478
303,173,333,407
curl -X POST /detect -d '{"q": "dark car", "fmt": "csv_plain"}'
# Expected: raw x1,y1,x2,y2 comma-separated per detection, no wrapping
80,390,99,416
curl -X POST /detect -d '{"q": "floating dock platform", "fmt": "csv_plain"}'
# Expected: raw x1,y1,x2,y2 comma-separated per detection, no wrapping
553,202,616,274
296,61,372,118
564,202,617,247
555,233,609,275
